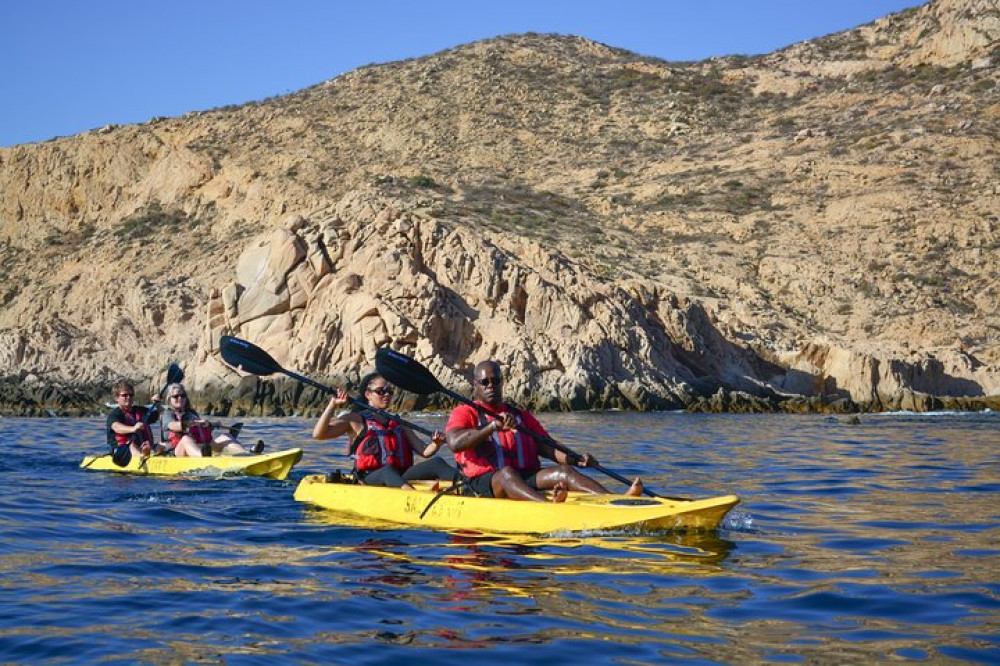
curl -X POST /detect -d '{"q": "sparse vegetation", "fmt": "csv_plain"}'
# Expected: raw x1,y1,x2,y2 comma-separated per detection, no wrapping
774,116,797,134
409,175,437,188
113,203,191,242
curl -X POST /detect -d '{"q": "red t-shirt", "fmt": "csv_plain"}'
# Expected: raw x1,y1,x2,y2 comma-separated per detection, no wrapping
445,401,547,477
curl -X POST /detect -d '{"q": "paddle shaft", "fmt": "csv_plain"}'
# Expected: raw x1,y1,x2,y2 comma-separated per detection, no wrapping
127,398,164,449
434,384,660,498
221,336,436,437
180,419,243,435
130,363,183,468
277,366,435,437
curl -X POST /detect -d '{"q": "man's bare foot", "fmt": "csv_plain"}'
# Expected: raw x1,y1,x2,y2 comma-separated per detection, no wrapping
551,482,568,503
430,481,442,492
625,478,644,497
140,443,151,458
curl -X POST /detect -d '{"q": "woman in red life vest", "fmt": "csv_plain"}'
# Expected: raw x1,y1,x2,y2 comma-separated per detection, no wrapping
106,379,164,463
163,383,254,457
445,360,643,502
313,372,455,488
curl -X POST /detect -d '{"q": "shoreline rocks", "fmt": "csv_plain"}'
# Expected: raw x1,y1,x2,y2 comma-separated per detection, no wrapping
2,374,997,418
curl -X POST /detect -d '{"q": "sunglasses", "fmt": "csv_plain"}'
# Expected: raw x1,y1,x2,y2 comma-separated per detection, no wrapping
477,377,501,387
368,386,395,396
170,394,187,399
117,392,134,398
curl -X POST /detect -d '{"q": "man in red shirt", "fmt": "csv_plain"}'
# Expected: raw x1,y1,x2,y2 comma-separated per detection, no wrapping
445,360,643,502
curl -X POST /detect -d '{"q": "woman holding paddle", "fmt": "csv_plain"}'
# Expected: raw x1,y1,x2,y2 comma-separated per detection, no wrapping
163,383,259,457
313,372,455,489
445,360,643,502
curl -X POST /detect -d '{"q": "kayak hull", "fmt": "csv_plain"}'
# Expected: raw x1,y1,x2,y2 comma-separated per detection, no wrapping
80,448,303,480
293,474,739,534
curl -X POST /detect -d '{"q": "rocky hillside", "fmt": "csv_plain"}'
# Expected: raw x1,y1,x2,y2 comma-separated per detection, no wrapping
1,0,998,415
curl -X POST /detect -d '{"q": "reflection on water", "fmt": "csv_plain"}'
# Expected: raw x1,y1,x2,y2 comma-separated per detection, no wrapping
345,528,735,583
0,413,998,662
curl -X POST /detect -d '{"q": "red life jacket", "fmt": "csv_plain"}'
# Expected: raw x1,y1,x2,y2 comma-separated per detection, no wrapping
352,411,413,472
113,408,153,448
167,409,213,448
455,404,541,479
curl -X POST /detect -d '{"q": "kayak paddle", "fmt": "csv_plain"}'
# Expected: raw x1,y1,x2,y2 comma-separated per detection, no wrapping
180,419,244,438
375,348,663,499
157,363,185,446
116,362,183,468
219,335,435,437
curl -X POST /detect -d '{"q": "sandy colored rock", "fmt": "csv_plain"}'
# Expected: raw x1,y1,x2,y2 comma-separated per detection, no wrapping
0,0,997,414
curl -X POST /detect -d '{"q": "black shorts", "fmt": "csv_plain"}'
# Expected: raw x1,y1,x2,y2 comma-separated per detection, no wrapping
462,468,540,498
358,458,456,488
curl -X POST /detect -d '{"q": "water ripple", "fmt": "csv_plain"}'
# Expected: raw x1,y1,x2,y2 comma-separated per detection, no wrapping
1,412,998,662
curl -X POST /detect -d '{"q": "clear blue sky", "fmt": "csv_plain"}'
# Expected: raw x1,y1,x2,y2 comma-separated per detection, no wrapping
1,0,924,148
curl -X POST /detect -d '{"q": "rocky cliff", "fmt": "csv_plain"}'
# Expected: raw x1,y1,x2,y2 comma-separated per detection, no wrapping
1,0,998,416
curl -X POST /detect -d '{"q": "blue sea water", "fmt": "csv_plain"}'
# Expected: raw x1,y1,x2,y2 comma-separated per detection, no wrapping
1,411,998,664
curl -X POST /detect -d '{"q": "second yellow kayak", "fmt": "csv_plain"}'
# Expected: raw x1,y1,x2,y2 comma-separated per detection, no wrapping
80,448,303,480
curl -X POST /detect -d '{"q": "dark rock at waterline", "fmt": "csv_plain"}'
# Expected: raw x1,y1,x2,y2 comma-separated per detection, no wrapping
0,375,109,417
777,395,859,414
2,374,998,417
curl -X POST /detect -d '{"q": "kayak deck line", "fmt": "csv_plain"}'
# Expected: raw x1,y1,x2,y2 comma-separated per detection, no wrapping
294,474,739,535
80,448,303,480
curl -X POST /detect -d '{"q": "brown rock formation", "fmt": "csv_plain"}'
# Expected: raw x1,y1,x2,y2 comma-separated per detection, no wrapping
1,0,998,415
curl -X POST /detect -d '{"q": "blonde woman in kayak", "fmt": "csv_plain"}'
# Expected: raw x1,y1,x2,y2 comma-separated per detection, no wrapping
445,360,643,502
313,372,454,489
163,383,256,457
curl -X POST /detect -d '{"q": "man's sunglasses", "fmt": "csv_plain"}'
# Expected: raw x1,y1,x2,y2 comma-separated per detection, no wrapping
368,386,395,396
478,377,501,387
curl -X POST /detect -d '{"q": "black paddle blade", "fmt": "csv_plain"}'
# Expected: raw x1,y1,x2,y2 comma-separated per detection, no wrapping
220,336,282,377
375,348,444,396
164,363,184,390
112,444,132,467
166,362,184,385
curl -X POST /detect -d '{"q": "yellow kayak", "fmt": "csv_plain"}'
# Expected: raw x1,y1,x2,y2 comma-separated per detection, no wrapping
80,448,303,480
293,474,739,534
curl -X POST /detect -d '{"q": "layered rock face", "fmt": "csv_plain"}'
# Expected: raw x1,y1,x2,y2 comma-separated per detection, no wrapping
196,198,711,412
0,0,998,415
186,186,1000,416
